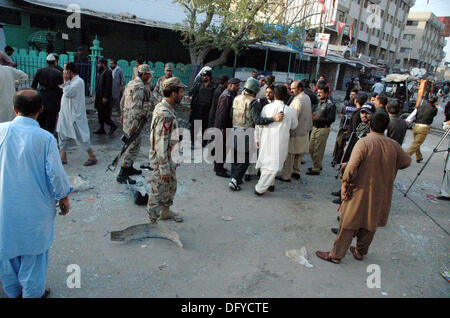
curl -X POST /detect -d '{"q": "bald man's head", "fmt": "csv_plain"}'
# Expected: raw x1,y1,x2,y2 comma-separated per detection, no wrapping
13,88,43,116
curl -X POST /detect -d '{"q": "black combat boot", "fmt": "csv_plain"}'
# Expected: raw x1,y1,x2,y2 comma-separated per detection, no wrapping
116,167,137,184
128,165,142,176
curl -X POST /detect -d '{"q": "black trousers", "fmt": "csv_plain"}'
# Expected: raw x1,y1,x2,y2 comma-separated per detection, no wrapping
213,132,228,172
37,110,58,134
189,106,210,145
230,134,250,183
97,103,115,127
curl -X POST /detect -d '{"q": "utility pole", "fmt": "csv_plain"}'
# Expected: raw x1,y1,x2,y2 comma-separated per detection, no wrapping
315,10,325,81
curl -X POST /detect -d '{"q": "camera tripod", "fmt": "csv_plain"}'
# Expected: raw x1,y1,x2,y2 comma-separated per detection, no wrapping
397,127,450,236
403,127,450,197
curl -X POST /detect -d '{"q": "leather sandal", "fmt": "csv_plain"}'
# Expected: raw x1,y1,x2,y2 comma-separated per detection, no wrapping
350,246,363,261
315,251,340,264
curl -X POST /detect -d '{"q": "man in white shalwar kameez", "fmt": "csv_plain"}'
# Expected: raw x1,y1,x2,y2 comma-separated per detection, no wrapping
0,65,28,123
56,62,97,166
255,85,298,195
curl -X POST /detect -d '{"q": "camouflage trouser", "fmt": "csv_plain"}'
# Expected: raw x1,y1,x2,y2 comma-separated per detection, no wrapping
146,168,177,222
122,134,142,168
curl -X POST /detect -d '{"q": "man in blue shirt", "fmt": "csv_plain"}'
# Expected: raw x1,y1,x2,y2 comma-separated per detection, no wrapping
0,88,72,298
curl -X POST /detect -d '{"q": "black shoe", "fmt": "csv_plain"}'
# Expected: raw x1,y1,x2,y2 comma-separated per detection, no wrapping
244,174,252,182
436,195,450,201
275,176,291,182
216,169,230,178
301,161,306,165
331,190,341,197
254,190,264,196
116,167,137,184
416,158,423,163
292,173,300,180
93,128,106,135
332,198,342,204
140,164,153,171
108,124,118,136
128,166,142,176
306,170,320,175
268,185,275,192
229,179,241,191
331,228,339,235
237,179,243,185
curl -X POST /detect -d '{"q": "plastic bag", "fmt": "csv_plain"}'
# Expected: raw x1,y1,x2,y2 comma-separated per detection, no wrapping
285,247,314,268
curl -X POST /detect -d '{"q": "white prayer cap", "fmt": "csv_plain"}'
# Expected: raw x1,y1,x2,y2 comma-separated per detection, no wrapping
46,54,56,62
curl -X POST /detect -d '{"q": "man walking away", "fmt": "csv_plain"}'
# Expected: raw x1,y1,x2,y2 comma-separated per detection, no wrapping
307,84,336,175
406,95,438,163
110,59,124,114
0,65,28,123
0,89,72,297
387,100,408,145
94,58,117,135
255,85,298,195
280,81,312,181
371,77,384,95
32,54,63,134
316,113,411,263
57,63,97,166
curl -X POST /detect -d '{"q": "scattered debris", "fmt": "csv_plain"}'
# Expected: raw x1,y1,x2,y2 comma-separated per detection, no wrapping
68,175,90,192
192,178,196,182
111,223,183,247
88,198,97,203
285,247,313,268
158,263,168,270
141,244,147,248
302,194,312,199
426,194,438,203
381,291,388,296
440,270,450,283
221,216,233,221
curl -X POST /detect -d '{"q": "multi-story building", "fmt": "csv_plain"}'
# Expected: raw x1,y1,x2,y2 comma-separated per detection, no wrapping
397,12,447,74
286,0,415,68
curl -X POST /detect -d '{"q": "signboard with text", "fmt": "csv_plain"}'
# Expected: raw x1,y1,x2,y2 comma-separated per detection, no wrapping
313,33,330,57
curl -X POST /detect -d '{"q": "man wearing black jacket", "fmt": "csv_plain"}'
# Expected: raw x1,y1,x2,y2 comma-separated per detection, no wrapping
208,75,229,129
213,78,240,177
189,69,216,148
301,79,319,110
94,58,117,135
31,54,63,134
307,83,336,175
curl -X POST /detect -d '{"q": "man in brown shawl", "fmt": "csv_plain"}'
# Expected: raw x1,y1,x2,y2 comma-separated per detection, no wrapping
316,112,411,263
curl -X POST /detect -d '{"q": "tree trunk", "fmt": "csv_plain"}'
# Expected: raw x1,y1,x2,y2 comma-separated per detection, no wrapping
204,47,233,68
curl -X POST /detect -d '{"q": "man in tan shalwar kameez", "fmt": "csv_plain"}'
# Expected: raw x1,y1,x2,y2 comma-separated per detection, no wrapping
316,113,411,263
280,81,312,181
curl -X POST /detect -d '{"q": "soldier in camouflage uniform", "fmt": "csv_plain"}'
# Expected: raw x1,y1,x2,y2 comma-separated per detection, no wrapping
117,64,153,184
152,63,173,104
147,77,186,223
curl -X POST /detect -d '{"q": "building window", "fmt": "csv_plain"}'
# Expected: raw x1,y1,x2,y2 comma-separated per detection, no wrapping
377,30,380,37
372,28,375,35
406,20,418,26
364,0,368,8
360,22,364,31
395,59,400,64
0,9,21,26
381,10,384,18
30,15,56,29
390,16,393,23
400,47,411,53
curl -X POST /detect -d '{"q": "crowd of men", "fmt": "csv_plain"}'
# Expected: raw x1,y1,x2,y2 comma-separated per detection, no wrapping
0,45,449,297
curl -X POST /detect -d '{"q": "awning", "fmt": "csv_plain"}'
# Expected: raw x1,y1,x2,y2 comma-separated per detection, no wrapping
249,41,299,54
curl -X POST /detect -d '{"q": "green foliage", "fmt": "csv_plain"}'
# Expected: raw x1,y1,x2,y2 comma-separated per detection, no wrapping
173,0,309,66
